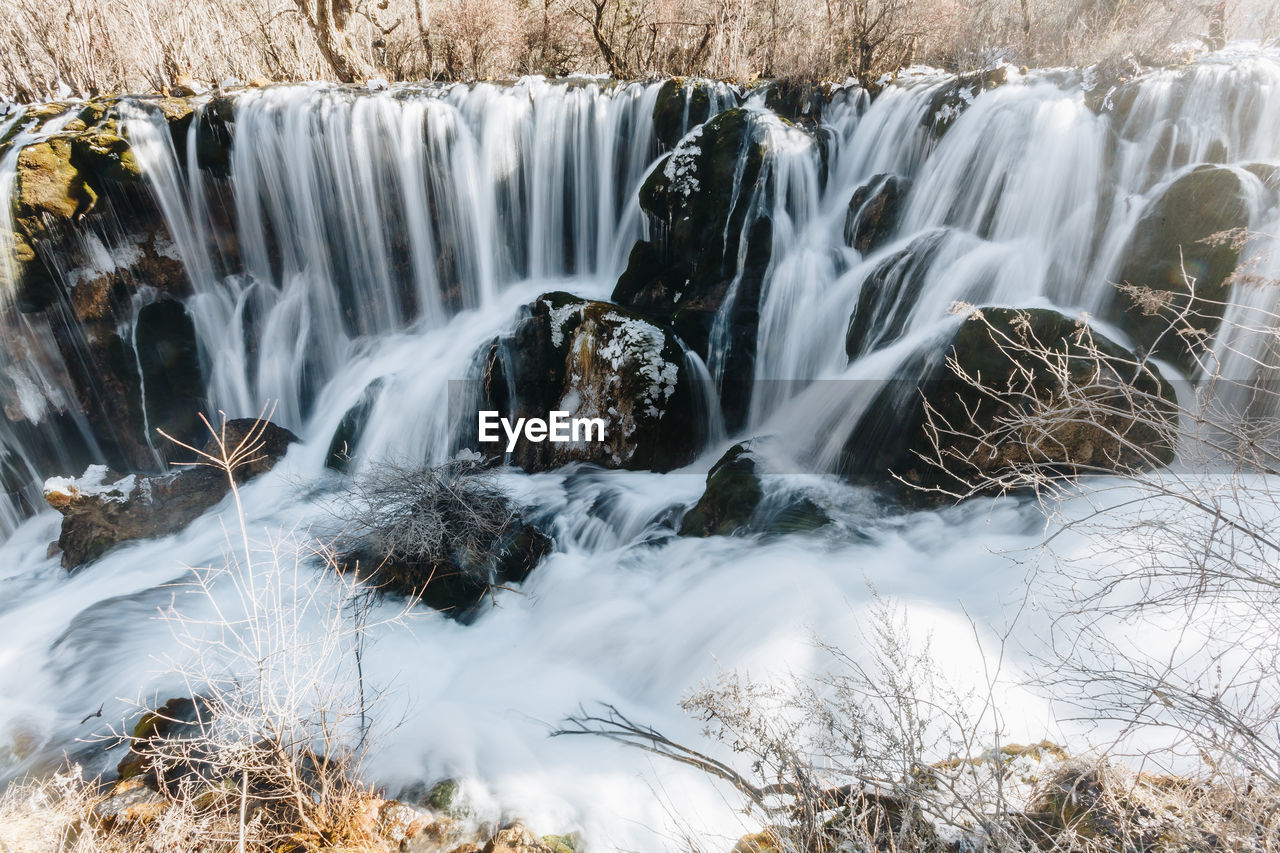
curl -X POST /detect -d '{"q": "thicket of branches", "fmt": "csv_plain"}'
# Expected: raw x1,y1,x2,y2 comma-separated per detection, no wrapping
0,0,1274,101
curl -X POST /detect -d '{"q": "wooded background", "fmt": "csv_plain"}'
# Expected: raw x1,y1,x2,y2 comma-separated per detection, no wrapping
0,0,1273,102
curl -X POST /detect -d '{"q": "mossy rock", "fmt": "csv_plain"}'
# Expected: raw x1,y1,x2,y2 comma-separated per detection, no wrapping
540,833,583,853
15,135,97,223
614,107,771,428
652,78,738,149
425,778,462,813
70,118,142,186
843,307,1177,495
480,292,702,473
117,697,207,783
1111,165,1250,366
680,443,763,536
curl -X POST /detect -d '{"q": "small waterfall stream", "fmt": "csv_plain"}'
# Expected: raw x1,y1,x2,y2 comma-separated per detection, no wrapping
1,49,1279,850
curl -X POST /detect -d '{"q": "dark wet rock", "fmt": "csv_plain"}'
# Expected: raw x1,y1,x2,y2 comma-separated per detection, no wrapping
679,443,762,536
652,78,739,148
843,307,1177,495
762,79,832,123
135,299,207,450
613,107,771,429
845,173,910,254
195,95,236,176
680,440,830,537
1111,165,1250,365
479,292,702,473
116,696,210,786
326,379,385,471
44,420,298,568
845,231,947,359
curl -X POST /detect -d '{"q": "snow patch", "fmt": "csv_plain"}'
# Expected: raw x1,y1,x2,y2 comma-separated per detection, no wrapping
545,299,582,347
600,312,679,416
663,125,704,198
43,465,135,502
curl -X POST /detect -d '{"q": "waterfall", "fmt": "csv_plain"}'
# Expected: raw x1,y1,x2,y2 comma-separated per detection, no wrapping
0,48,1279,851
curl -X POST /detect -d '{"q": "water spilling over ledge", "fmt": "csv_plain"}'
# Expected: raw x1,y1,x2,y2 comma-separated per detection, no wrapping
0,47,1278,850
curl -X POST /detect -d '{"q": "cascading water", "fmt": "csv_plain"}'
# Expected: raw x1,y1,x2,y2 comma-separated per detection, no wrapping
1,49,1279,850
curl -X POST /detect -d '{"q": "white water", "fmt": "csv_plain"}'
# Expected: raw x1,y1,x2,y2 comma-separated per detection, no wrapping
0,49,1279,850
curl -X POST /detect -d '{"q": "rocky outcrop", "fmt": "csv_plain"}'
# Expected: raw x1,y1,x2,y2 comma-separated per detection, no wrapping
612,107,771,429
1110,165,1252,366
845,173,910,254
680,441,830,537
479,292,702,472
44,419,298,568
926,66,1010,137
3,96,227,475
761,79,833,123
652,78,740,149
845,231,947,358
843,307,1177,495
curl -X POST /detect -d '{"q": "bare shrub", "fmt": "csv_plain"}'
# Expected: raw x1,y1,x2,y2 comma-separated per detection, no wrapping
558,599,1042,853
328,456,547,612
105,410,410,849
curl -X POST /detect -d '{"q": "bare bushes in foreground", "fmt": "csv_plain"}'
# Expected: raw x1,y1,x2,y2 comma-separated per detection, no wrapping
0,412,415,851
559,263,1280,850
560,599,1280,852
910,273,1280,789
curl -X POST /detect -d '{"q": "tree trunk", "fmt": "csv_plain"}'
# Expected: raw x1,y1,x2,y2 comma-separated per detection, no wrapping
589,0,629,78
297,0,375,83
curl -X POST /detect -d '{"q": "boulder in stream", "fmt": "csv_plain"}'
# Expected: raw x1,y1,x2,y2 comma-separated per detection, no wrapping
479,292,701,473
845,173,910,254
1110,165,1251,366
842,307,1178,495
44,419,298,568
612,107,771,428
680,440,831,538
